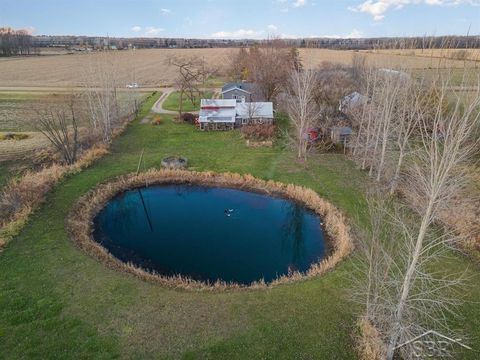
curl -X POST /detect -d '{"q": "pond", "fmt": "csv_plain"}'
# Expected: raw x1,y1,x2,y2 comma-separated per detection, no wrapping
93,185,327,285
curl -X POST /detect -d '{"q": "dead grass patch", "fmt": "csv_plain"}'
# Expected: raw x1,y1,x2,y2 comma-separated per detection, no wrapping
354,317,386,360
67,169,354,291
0,144,109,250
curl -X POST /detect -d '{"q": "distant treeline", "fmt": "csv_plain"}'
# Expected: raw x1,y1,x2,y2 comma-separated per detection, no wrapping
31,34,480,51
279,35,480,50
1,32,478,55
0,27,34,56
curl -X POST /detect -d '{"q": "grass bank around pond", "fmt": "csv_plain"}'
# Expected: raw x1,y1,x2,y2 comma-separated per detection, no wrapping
0,109,479,359
162,90,214,112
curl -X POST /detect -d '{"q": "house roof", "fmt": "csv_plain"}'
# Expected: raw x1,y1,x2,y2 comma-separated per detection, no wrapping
199,99,237,123
331,126,353,135
200,99,236,108
221,82,254,94
236,102,273,119
199,99,274,123
340,92,368,112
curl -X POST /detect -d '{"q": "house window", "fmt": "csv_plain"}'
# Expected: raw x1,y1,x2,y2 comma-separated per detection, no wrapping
242,118,248,125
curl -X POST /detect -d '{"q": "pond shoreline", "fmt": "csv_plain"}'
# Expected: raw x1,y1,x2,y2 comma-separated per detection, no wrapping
67,169,354,291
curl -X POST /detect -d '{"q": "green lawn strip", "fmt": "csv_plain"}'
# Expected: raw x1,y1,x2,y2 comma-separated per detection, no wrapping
162,91,214,112
0,162,15,189
0,111,479,359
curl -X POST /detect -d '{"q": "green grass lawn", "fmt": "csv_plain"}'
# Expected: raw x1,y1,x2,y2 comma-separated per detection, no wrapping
0,162,15,189
163,91,214,112
0,160,28,191
0,96,479,359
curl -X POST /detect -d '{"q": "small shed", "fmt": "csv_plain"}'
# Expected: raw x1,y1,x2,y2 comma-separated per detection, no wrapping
330,127,353,143
339,92,367,113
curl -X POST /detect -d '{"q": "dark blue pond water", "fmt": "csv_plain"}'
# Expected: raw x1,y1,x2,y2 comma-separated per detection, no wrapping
93,185,327,285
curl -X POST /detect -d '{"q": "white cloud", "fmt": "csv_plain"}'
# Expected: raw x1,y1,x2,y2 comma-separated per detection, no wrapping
293,0,307,7
346,29,364,38
160,8,172,15
316,29,365,39
131,26,142,32
268,24,278,31
18,26,36,35
144,27,165,37
211,29,265,39
350,0,480,21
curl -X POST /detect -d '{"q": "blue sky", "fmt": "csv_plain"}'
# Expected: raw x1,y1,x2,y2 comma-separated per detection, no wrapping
1,0,479,38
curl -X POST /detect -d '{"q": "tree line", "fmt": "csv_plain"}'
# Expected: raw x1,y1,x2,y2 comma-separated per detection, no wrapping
0,27,34,57
225,41,480,359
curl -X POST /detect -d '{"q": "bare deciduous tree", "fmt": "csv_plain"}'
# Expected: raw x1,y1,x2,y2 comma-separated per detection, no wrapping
354,196,466,360
167,55,212,117
82,51,121,143
388,80,423,193
36,94,79,165
285,69,321,161
229,39,299,102
0,27,34,56
354,69,480,360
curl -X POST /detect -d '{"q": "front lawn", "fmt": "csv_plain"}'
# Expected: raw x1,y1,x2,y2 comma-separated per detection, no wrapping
162,91,214,112
0,102,479,359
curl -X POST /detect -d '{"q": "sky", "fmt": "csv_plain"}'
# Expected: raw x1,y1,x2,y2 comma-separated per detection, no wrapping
1,0,479,39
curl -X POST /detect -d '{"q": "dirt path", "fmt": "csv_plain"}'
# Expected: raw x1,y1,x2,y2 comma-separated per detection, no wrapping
151,88,177,115
151,88,221,115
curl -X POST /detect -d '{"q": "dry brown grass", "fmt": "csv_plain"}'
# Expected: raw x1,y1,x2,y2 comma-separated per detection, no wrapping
355,317,386,360
0,144,109,249
300,48,477,70
0,131,51,161
437,166,480,256
363,48,480,62
67,169,354,291
0,49,235,87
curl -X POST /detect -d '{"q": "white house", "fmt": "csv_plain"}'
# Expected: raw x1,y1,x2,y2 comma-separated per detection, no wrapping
198,99,237,131
235,102,274,126
198,99,274,131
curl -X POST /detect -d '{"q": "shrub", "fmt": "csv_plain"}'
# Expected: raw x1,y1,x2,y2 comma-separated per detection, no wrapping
355,317,386,360
0,144,108,249
151,116,162,126
0,132,29,141
181,112,196,124
451,49,470,61
241,124,276,141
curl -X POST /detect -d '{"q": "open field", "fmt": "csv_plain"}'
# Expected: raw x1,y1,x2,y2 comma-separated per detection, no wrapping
0,91,148,163
0,132,51,162
0,102,479,358
0,91,146,132
0,48,478,88
362,48,480,62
